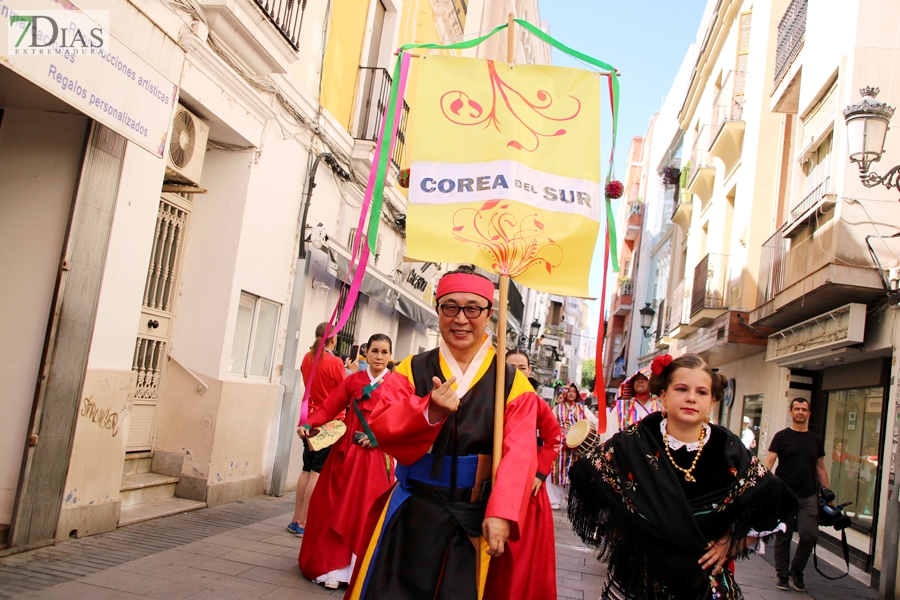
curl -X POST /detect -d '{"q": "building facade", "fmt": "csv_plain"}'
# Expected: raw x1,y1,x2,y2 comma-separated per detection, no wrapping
616,0,900,590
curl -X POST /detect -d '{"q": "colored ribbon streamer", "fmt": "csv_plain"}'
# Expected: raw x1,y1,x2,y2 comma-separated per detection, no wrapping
593,228,610,433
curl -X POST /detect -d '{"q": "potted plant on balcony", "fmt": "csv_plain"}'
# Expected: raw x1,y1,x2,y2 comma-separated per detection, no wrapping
617,276,633,295
661,165,681,189
679,161,691,189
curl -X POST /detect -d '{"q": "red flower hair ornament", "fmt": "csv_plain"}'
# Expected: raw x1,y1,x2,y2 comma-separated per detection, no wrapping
650,354,673,377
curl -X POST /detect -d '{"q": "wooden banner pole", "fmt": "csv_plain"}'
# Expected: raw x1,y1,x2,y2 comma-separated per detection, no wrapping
492,13,516,483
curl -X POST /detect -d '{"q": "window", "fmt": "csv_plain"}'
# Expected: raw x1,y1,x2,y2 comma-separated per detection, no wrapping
334,284,362,358
825,386,885,529
230,292,280,378
804,131,832,195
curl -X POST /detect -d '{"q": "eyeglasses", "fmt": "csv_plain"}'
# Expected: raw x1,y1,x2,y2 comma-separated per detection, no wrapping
437,304,490,319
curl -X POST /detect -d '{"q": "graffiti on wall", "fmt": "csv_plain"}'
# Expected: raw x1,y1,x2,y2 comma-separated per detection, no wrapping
80,395,119,437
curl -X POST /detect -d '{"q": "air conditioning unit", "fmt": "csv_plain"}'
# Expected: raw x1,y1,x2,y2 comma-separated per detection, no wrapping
165,105,209,187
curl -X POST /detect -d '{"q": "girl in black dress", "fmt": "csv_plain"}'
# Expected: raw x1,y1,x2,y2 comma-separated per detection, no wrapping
568,354,796,599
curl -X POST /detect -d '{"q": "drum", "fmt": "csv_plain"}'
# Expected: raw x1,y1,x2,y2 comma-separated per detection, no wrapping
565,419,601,455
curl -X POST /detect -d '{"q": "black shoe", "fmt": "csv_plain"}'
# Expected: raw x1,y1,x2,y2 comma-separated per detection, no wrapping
775,576,790,591
789,570,806,592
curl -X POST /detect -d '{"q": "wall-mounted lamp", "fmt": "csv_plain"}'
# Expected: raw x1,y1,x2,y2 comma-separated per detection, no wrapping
312,279,330,299
639,303,656,338
842,87,899,193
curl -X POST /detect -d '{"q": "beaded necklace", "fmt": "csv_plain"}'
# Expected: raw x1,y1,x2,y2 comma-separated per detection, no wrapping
663,421,706,482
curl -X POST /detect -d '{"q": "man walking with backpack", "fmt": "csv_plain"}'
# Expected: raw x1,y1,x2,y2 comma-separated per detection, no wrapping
764,398,829,592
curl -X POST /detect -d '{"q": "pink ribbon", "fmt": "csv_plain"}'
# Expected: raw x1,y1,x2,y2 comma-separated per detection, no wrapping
298,53,411,425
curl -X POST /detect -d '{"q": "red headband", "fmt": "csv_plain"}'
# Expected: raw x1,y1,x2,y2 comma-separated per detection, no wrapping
435,273,495,303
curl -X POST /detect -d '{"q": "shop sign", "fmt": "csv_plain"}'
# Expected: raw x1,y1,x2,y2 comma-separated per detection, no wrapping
400,262,439,303
1,0,179,158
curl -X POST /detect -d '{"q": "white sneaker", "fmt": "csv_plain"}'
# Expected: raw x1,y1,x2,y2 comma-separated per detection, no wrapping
551,503,561,510
324,579,340,589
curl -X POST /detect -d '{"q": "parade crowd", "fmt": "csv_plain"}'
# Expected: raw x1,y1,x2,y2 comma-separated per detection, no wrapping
287,267,827,599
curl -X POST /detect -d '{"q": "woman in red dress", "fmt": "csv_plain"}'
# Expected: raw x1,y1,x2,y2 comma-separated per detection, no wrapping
484,350,561,600
297,334,396,589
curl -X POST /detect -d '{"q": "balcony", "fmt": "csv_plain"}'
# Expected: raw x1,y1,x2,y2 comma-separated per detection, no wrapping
670,195,693,231
624,201,643,240
655,298,671,348
750,211,889,329
679,310,774,368
709,71,746,172
251,0,305,49
686,125,715,205
690,253,730,327
667,278,696,339
757,226,789,307
352,67,411,174
452,0,467,33
611,279,633,316
783,177,835,235
201,0,307,74
774,0,807,86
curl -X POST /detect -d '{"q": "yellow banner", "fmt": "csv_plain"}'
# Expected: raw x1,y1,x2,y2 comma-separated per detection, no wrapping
406,55,602,297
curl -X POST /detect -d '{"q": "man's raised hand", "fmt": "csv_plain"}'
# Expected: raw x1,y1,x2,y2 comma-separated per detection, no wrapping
427,376,459,424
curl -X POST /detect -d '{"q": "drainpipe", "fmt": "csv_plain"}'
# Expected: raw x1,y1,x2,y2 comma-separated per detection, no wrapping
882,326,900,597
270,151,350,496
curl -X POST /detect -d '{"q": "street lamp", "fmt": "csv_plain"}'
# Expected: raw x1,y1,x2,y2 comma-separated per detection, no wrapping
639,303,656,338
842,87,898,192
529,319,541,343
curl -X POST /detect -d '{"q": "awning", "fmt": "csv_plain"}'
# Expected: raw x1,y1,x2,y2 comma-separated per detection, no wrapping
328,244,438,331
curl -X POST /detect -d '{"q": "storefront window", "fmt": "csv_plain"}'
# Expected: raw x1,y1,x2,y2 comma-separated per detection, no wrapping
741,394,762,456
825,387,884,529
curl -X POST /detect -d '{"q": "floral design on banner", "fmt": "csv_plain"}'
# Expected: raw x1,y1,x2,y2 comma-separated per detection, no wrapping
451,200,563,276
439,60,582,152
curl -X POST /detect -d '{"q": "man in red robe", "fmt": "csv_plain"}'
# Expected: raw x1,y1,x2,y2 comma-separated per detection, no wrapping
345,267,539,600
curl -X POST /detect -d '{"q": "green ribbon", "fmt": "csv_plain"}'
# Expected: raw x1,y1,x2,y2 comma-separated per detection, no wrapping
353,378,383,448
372,19,620,271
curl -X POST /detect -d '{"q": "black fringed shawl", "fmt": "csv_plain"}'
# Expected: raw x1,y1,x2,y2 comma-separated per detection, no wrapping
568,412,797,600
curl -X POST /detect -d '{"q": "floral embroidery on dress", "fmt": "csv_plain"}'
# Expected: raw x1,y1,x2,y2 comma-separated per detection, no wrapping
712,455,771,513
586,444,638,514
646,450,660,470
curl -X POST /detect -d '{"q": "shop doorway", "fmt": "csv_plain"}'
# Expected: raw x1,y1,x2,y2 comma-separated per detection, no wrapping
740,394,762,456
825,386,886,530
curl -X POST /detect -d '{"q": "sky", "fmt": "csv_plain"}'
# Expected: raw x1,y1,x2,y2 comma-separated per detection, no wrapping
536,0,708,329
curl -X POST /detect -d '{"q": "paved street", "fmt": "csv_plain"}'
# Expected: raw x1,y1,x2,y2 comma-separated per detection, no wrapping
0,493,879,599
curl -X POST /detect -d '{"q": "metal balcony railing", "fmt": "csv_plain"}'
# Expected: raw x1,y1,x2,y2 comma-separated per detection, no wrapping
355,67,411,169
629,201,643,216
689,125,711,185
667,279,692,332
790,176,830,222
691,254,730,316
774,0,807,85
757,226,789,306
711,71,746,144
655,299,667,341
252,0,307,49
452,0,468,32
619,280,633,296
